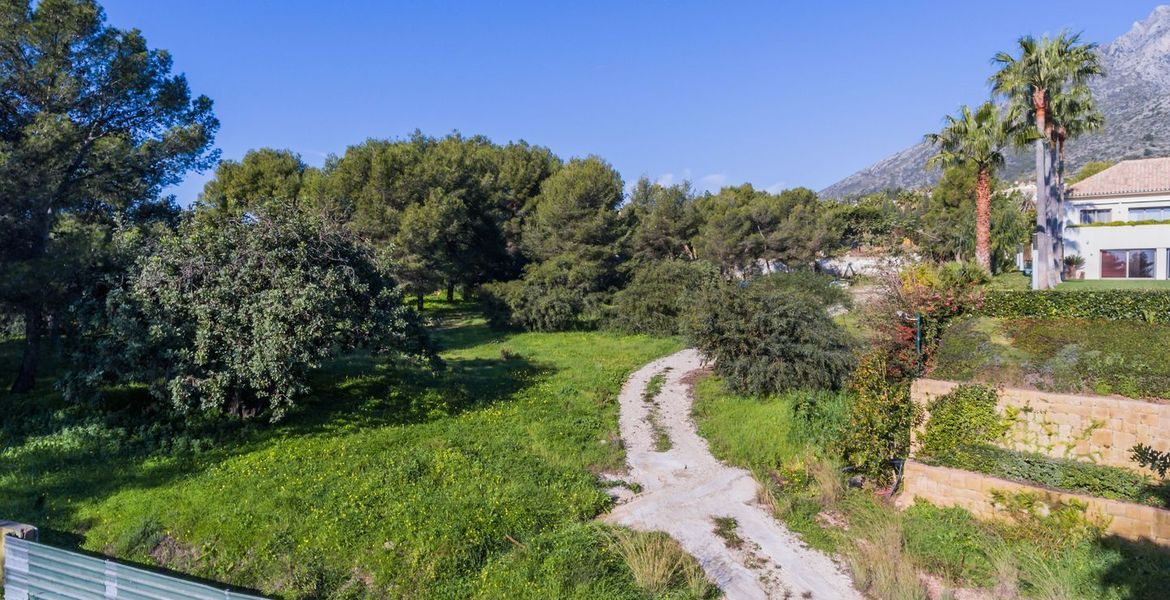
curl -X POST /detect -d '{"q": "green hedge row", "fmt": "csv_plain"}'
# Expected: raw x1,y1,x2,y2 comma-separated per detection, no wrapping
981,290,1170,323
920,444,1170,508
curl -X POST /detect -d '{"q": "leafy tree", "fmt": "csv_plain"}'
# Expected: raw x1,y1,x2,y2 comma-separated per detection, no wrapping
485,157,627,331
605,259,718,336
926,102,1026,270
393,189,472,308
521,156,626,262
686,274,855,395
917,165,979,262
481,255,611,331
992,31,1104,289
834,352,919,486
196,148,311,218
693,185,838,276
0,0,218,392
311,133,555,298
624,178,699,263
65,206,437,421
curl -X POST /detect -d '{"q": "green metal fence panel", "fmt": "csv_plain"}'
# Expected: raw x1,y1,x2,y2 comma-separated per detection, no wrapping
4,536,267,599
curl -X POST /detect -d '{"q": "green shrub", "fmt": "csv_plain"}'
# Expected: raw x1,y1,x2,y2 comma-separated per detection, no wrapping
686,273,855,395
921,444,1167,507
605,259,719,336
918,384,1006,461
64,207,438,421
835,353,920,486
480,254,612,332
982,290,1170,323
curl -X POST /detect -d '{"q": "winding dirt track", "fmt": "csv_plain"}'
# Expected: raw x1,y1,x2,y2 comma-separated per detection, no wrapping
604,349,861,600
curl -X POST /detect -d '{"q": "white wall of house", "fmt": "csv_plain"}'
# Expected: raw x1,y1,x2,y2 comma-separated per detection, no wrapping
1062,192,1170,280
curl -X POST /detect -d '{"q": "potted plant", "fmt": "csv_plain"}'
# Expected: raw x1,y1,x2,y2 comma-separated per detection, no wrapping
1063,254,1085,280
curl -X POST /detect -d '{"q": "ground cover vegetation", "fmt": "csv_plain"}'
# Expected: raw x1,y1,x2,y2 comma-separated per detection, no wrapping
934,316,1170,400
1,313,721,599
692,373,1170,599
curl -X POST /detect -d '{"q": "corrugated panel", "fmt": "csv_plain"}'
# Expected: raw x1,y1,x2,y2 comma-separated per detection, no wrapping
4,537,267,600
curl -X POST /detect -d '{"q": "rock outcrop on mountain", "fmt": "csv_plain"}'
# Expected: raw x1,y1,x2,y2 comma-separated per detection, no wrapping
821,6,1170,199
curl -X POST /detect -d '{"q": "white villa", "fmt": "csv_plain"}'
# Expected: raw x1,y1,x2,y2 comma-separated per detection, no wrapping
1062,157,1170,280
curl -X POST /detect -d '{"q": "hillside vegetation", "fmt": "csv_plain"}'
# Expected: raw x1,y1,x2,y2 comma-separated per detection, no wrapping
0,307,710,599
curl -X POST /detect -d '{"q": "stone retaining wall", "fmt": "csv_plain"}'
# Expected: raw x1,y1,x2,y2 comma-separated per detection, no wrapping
897,460,1170,544
911,379,1170,471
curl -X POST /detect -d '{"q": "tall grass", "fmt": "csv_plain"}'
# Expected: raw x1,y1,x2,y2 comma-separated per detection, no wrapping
608,529,715,598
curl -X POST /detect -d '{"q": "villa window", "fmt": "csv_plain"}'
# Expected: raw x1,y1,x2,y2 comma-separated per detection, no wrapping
1101,249,1155,278
1128,206,1170,221
1080,208,1112,224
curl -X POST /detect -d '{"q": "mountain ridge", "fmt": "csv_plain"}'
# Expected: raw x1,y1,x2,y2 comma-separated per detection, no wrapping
820,6,1170,199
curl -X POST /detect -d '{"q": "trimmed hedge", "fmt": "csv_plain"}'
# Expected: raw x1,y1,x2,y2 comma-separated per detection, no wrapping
919,444,1170,508
982,290,1170,323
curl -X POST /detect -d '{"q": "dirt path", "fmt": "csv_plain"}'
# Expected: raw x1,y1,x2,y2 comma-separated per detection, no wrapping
604,349,861,600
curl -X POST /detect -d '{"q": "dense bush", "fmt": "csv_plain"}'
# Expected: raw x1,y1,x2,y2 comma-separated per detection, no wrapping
834,352,920,486
480,254,612,331
65,207,438,421
982,290,1170,323
918,384,1006,461
604,259,719,336
867,261,987,377
921,444,1168,507
687,273,855,395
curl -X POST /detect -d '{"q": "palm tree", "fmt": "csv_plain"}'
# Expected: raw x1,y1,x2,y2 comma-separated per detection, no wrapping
925,102,1023,271
990,31,1103,289
1048,84,1103,184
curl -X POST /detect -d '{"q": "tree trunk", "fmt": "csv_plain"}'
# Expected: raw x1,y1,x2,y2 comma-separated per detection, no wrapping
1047,141,1063,287
1031,94,1054,291
446,282,455,303
10,307,41,393
975,169,992,271
416,293,425,311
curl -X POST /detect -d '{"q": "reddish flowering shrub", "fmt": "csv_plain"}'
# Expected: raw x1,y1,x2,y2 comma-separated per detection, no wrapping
867,262,987,378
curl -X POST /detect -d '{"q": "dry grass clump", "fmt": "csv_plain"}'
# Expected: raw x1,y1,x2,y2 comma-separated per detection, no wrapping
608,528,715,597
845,512,930,600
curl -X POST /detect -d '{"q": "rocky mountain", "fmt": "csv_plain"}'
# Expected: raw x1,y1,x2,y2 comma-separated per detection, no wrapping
821,5,1170,199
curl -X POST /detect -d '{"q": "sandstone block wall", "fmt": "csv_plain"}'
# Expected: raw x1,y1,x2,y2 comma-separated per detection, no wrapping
911,378,1170,471
898,460,1170,545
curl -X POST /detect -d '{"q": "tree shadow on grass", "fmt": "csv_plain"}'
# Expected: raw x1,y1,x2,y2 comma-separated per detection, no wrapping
288,349,549,435
0,325,554,553
1094,535,1170,600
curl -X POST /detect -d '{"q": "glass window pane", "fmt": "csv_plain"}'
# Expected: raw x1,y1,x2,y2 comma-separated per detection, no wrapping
1102,250,1128,277
1129,249,1155,278
1130,206,1170,221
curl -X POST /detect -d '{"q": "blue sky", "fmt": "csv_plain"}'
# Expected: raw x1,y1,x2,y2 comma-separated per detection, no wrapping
99,1,1160,204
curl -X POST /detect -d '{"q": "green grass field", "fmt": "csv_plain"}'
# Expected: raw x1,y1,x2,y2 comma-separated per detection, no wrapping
986,273,1170,291
0,309,713,599
1057,279,1170,290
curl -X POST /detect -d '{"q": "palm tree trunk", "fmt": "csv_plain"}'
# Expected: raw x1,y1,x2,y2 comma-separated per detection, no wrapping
1047,141,1063,287
1031,93,1054,290
975,168,992,271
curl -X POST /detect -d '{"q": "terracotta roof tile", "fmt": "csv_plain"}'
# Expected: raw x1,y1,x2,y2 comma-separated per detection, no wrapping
1066,157,1170,198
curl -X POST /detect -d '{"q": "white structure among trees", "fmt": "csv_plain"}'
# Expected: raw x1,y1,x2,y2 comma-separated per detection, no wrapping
1062,157,1170,280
